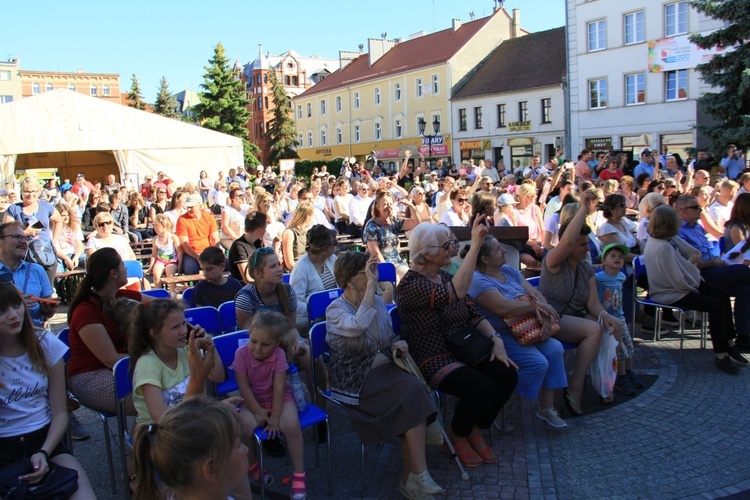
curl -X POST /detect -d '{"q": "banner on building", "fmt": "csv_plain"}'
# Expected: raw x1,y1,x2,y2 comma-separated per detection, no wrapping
647,33,726,73
508,121,532,132
418,145,449,156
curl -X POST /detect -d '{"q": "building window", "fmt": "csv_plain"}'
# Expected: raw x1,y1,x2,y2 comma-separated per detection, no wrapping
336,127,342,144
307,132,313,147
416,78,423,98
375,87,381,105
297,105,302,119
624,11,645,45
32,82,40,94
665,69,688,101
293,76,299,86
284,76,291,85
458,108,467,131
320,100,326,115
89,84,97,96
625,73,646,105
375,122,382,140
589,78,608,109
665,1,688,37
256,75,262,85
320,129,326,146
474,107,483,129
258,99,263,110
395,119,402,138
587,20,606,52
394,83,401,101
298,134,303,146
264,97,268,108
335,95,341,112
431,74,439,94
497,104,506,127
259,123,265,136
354,92,360,108
541,98,552,123
518,101,528,121
102,84,110,96
68,83,76,92
306,103,311,117
0,70,10,81
354,125,360,142
46,82,54,92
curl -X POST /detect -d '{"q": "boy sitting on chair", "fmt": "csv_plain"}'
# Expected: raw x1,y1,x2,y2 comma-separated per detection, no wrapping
192,246,243,308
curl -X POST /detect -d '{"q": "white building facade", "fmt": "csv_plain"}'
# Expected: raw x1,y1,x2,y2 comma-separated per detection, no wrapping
566,0,724,160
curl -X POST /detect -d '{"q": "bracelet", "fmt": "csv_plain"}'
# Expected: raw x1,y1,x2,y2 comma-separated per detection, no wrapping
491,332,502,340
35,449,49,462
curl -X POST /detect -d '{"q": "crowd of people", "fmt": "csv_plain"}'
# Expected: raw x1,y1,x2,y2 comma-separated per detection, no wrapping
1,142,748,498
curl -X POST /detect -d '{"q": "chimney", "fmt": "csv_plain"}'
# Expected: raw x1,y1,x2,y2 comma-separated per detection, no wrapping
368,38,396,67
452,19,462,32
512,9,521,38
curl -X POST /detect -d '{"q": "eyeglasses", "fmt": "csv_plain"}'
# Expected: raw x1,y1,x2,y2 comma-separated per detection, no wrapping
656,186,665,191
431,239,459,251
457,198,469,203
0,234,32,242
97,221,114,228
252,246,275,268
683,205,702,211
22,191,37,195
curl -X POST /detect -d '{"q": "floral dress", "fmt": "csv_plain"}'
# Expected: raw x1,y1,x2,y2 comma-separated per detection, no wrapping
362,217,406,266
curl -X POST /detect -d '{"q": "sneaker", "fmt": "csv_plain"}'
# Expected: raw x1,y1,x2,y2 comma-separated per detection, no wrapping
727,345,749,364
535,408,567,428
625,370,644,388
407,471,444,495
614,375,636,395
399,481,434,500
261,437,285,457
69,413,90,441
715,356,740,375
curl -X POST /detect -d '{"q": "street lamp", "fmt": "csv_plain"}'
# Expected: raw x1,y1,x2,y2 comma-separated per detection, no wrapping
418,116,441,162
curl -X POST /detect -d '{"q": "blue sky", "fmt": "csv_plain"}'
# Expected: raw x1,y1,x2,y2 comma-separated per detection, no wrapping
3,0,564,99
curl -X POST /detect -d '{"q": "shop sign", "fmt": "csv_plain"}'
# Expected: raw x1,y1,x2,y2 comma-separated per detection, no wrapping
375,149,401,159
422,135,444,146
585,137,613,151
315,148,332,156
512,146,533,156
508,137,532,147
508,121,532,132
661,133,693,145
418,144,449,156
460,140,482,150
622,136,649,148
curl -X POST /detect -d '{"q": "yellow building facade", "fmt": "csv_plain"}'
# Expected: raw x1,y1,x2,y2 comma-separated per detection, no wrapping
293,9,524,163
19,69,120,104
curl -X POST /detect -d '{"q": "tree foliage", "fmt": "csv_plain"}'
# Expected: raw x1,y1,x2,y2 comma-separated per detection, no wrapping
153,76,179,119
127,73,147,110
193,43,259,167
266,69,300,164
690,0,750,153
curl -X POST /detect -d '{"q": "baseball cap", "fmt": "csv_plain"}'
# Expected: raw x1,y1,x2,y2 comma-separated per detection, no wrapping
184,194,202,207
601,242,630,259
640,148,652,157
498,193,518,207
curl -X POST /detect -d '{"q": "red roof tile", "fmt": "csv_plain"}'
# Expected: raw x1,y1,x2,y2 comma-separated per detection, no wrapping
297,14,495,98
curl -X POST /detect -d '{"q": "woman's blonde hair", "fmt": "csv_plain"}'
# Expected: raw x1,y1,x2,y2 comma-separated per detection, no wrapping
154,213,173,232
287,201,314,229
92,211,114,228
516,183,536,199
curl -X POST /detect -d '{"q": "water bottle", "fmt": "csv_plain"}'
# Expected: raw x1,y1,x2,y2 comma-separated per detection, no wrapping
288,363,307,412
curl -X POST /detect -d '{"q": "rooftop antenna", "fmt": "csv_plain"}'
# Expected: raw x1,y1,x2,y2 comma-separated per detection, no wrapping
358,43,364,52
381,32,387,40
469,11,475,21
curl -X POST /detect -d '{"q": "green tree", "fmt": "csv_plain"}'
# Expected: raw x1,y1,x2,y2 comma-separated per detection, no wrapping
127,73,147,110
153,76,179,118
193,43,259,167
690,0,750,154
266,69,300,164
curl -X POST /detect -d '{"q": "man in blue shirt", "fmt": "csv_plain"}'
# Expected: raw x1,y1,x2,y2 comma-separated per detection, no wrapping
633,148,657,181
720,144,746,180
0,222,57,328
676,195,750,351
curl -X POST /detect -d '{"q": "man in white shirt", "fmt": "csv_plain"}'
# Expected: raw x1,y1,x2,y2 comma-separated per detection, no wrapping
285,188,333,229
707,180,738,234
348,184,372,231
433,176,456,209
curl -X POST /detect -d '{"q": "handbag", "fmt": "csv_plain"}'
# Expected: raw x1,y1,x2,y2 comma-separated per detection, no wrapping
27,239,57,270
445,326,493,366
0,458,79,499
504,294,561,346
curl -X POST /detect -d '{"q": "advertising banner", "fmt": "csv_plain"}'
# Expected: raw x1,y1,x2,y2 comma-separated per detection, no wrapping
648,34,726,73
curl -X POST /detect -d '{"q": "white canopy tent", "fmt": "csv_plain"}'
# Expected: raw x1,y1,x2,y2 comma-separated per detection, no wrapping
0,89,243,189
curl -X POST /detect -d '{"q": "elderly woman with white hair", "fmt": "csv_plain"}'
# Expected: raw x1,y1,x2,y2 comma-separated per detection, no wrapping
395,218,518,468
636,192,666,252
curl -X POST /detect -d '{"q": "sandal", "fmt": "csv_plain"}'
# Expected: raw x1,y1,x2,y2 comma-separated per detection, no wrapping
601,393,615,404
248,461,273,487
563,388,583,417
467,434,496,464
291,471,307,500
442,436,483,467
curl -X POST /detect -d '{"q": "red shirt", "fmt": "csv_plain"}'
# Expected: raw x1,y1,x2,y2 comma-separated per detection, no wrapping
598,169,623,181
67,290,141,377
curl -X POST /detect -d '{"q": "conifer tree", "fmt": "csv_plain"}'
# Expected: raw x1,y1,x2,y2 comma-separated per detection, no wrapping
690,0,750,153
267,69,300,164
153,76,179,118
127,73,147,110
193,43,259,167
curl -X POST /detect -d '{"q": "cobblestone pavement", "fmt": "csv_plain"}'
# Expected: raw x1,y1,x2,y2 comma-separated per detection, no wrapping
56,316,750,499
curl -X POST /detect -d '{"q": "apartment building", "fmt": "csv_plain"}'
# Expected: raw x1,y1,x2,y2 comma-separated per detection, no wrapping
19,68,120,104
0,58,22,104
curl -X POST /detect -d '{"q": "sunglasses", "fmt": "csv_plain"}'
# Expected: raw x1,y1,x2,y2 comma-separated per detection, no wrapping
457,198,469,203
0,234,33,242
252,246,275,268
97,221,114,228
431,239,460,251
683,205,701,211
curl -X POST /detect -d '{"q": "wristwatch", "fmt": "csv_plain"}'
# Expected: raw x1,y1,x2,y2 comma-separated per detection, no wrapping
491,333,502,340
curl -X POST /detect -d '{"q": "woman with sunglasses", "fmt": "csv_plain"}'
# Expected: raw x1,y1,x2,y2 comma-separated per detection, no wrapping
163,189,187,231
290,225,338,330
597,194,639,264
81,191,103,233
221,188,249,249
405,186,431,226
85,212,136,261
149,186,170,223
0,281,96,498
439,187,471,227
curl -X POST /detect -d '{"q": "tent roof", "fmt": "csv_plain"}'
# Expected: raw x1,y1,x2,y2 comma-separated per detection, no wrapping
0,89,242,155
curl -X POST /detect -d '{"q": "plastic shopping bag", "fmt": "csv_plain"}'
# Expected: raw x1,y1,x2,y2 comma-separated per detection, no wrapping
591,328,618,398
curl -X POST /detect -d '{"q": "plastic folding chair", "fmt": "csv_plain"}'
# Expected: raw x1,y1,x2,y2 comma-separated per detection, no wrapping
182,286,195,307
123,260,144,279
183,306,222,335
218,300,237,333
282,273,291,284
377,262,398,303
212,331,249,396
112,357,133,499
307,288,343,326
526,276,540,288
632,256,707,359
142,289,170,299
